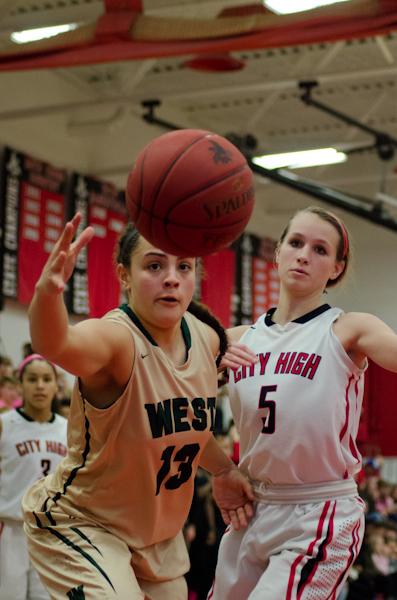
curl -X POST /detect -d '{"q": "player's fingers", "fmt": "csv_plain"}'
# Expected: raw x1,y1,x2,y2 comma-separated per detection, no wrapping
70,226,95,256
60,218,79,247
221,354,252,369
52,213,85,258
241,479,255,502
243,501,255,518
220,509,231,526
50,250,67,271
228,510,241,531
227,342,258,361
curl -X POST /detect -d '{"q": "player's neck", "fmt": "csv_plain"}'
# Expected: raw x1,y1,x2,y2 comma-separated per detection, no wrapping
130,305,188,365
273,290,326,326
20,405,53,423
155,327,187,366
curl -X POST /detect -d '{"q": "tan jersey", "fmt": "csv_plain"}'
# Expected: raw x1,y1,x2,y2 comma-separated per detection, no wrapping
23,307,218,549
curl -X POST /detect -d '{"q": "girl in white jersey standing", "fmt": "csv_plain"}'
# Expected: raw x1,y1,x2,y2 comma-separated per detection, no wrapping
0,354,67,600
22,213,255,600
210,205,397,600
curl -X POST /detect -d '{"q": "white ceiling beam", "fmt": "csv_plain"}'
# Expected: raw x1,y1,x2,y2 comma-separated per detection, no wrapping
375,36,395,65
0,64,396,122
160,64,397,101
313,40,345,72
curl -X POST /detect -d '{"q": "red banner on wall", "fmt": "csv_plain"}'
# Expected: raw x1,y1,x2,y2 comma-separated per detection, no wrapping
230,232,279,326
201,249,236,328
18,182,65,305
66,174,127,317
88,200,126,318
360,360,397,456
0,147,67,306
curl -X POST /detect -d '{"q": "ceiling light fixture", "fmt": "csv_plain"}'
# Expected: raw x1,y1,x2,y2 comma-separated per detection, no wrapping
263,0,350,15
252,148,347,169
11,23,79,44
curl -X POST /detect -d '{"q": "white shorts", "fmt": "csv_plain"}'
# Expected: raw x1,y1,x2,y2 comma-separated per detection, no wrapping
0,520,49,600
208,495,365,600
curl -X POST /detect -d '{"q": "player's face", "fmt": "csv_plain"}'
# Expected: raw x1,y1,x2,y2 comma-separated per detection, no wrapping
125,236,196,327
276,212,344,295
21,360,58,413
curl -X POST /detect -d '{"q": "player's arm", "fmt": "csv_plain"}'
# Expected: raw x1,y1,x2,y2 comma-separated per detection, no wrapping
336,312,397,372
218,325,257,371
29,213,133,381
199,434,254,530
207,325,257,371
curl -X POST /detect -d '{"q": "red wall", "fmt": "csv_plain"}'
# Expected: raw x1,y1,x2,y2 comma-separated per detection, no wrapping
358,360,397,456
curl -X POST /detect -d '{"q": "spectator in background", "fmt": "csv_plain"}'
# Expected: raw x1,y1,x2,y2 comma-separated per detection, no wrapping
0,375,22,412
0,355,14,378
21,342,34,360
347,522,397,599
375,480,395,521
0,354,67,600
52,396,71,419
51,369,72,418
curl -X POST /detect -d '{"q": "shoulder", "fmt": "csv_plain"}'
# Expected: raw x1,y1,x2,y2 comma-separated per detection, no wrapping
0,409,18,438
333,311,387,353
77,312,135,345
53,413,68,426
334,311,383,335
0,409,13,424
227,325,251,343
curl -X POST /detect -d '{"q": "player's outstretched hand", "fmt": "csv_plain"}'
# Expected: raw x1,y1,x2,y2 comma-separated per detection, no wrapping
212,467,255,530
36,213,94,295
219,341,258,372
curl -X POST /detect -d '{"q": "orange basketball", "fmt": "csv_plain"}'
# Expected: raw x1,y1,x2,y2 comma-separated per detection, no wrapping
125,129,255,256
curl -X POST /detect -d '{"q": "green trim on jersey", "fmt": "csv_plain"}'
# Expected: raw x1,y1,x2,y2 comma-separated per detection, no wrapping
119,304,192,352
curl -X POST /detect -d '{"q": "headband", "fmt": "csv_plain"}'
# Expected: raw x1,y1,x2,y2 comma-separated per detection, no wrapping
18,354,56,378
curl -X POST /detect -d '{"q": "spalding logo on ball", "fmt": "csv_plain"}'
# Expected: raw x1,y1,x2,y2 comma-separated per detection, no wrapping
125,129,255,256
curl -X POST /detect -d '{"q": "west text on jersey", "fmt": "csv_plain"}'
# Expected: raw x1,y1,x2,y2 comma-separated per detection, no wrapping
144,396,216,438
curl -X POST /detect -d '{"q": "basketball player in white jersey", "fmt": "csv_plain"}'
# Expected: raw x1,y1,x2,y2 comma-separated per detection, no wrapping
22,213,255,600
209,206,397,599
0,354,67,600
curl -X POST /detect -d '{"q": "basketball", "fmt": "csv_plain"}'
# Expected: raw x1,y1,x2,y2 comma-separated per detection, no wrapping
125,129,255,256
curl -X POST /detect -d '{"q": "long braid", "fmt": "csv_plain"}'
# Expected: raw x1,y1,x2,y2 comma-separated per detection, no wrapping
187,300,228,367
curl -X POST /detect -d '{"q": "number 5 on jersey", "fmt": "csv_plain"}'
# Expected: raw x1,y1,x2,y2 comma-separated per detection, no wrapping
259,385,277,434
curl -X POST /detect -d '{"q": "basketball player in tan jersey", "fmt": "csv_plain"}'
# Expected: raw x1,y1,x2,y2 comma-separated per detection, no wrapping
22,213,257,600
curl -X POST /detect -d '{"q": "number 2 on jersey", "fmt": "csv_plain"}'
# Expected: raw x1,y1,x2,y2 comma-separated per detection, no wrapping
41,459,51,476
155,443,200,495
259,385,277,434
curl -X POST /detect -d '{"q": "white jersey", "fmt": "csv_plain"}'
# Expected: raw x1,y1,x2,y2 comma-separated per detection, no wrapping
229,304,366,486
0,408,67,521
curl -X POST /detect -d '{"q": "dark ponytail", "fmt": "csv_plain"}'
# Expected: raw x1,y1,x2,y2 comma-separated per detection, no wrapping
187,300,228,367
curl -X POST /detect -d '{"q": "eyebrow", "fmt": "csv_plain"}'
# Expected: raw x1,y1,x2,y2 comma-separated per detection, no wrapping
289,232,331,246
143,251,195,260
143,251,167,258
